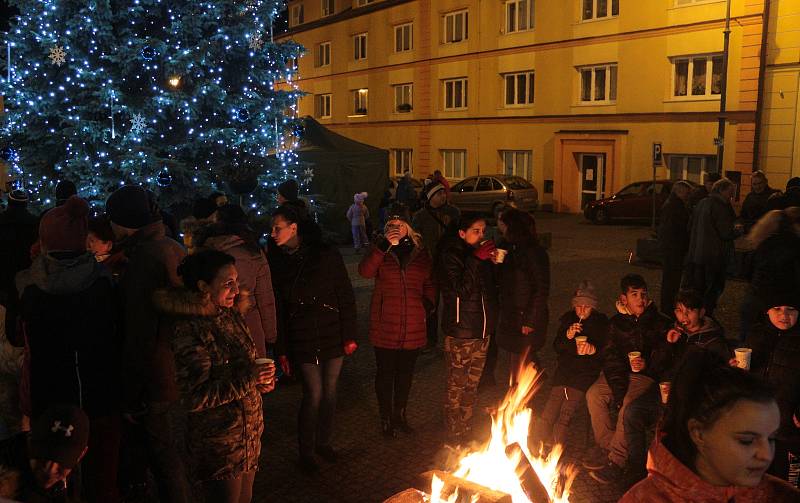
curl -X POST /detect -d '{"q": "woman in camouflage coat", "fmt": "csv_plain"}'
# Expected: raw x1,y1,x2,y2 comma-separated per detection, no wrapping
155,250,275,503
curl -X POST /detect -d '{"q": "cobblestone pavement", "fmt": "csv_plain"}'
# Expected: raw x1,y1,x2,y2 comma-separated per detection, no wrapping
254,214,746,503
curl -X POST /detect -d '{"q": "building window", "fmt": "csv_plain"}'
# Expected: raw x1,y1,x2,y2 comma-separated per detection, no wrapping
288,57,299,71
395,23,413,52
668,155,717,183
442,150,466,179
290,4,304,26
504,71,534,106
443,10,468,44
354,33,368,61
356,0,374,6
582,0,618,20
672,54,723,98
393,149,413,175
316,94,332,119
579,63,617,102
443,78,468,110
505,0,534,33
502,151,532,180
352,88,368,115
321,0,334,16
394,83,413,113
316,42,331,67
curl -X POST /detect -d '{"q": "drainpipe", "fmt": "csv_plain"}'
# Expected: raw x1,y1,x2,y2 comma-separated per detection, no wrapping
715,0,732,173
752,0,771,172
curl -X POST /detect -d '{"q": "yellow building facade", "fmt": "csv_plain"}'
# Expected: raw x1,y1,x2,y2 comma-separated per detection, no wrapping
280,0,766,212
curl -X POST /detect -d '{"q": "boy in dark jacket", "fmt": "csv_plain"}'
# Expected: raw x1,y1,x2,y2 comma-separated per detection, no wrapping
586,274,672,484
532,281,608,449
439,215,498,442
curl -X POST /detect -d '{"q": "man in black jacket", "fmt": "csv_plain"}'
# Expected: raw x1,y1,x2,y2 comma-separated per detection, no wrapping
585,274,671,484
658,181,692,316
439,216,498,442
741,171,779,227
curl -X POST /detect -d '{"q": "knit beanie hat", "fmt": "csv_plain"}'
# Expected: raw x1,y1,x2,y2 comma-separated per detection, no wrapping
762,289,800,311
278,179,299,201
55,180,77,203
106,185,152,229
572,280,599,308
425,181,445,201
29,404,90,469
39,195,89,252
354,191,368,203
787,177,800,191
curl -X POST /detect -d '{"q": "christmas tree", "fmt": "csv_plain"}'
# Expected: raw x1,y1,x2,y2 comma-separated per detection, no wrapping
1,0,303,214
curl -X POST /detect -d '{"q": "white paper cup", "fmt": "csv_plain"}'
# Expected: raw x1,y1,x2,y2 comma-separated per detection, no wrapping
628,351,642,372
659,382,671,404
494,248,508,264
389,237,400,246
734,348,752,370
575,335,588,354
255,358,275,387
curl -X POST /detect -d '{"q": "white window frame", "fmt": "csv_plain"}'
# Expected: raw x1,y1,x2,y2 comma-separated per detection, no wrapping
354,33,368,61
321,0,334,16
393,149,413,176
668,155,716,183
394,83,413,113
290,4,304,26
352,88,368,116
578,63,617,103
504,0,534,33
443,10,469,44
356,0,373,7
503,71,534,107
501,150,532,180
316,94,332,119
442,150,466,179
394,23,413,53
581,0,619,21
443,78,468,110
316,42,331,67
671,54,724,99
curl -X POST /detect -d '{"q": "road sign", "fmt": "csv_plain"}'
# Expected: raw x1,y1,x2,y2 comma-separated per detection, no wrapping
653,142,662,166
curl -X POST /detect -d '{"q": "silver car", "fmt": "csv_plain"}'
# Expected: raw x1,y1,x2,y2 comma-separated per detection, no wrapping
449,175,539,216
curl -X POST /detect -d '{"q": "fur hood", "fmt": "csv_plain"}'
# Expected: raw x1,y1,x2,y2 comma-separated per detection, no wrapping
153,287,252,317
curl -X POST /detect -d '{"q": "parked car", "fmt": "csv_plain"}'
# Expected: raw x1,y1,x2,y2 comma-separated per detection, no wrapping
449,175,538,216
389,176,423,200
583,179,698,224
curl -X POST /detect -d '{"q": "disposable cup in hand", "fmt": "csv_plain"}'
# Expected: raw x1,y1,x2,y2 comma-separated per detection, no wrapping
575,336,588,354
255,358,275,386
734,348,752,370
628,351,642,372
493,248,508,264
659,382,671,404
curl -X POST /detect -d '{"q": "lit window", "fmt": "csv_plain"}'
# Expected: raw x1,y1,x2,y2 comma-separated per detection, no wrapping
443,78,468,110
316,94,332,119
354,33,368,61
290,4,304,26
394,83,413,113
505,0,534,33
395,23,413,52
582,0,618,20
393,149,413,175
316,42,331,67
504,71,534,106
352,88,368,115
579,63,617,103
672,55,723,98
442,150,466,179
502,151,532,180
322,0,334,16
356,0,374,6
668,155,717,183
444,10,468,44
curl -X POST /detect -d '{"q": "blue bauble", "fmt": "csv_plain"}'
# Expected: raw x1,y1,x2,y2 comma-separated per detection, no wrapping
141,46,158,61
236,107,249,122
157,169,172,187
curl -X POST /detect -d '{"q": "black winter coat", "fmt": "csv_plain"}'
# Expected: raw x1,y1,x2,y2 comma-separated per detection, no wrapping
653,317,732,381
741,188,779,224
496,241,550,354
749,231,800,298
0,205,38,344
657,195,690,257
603,303,673,405
686,193,739,266
269,243,357,363
439,239,498,340
747,322,800,446
551,310,608,391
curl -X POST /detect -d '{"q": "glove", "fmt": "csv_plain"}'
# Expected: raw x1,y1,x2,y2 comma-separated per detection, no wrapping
473,240,496,261
343,340,358,356
278,355,291,377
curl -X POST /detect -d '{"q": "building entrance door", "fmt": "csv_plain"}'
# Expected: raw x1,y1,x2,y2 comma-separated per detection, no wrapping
579,153,606,208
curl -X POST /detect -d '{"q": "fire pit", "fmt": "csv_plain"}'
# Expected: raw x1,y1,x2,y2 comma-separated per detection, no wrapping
384,365,577,503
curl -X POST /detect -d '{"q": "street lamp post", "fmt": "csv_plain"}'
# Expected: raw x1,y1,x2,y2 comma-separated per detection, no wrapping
716,0,732,173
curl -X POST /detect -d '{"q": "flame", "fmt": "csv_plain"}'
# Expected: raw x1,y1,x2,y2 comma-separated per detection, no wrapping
438,364,577,502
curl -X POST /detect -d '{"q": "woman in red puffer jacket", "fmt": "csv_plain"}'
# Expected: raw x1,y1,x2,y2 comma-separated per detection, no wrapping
358,212,436,439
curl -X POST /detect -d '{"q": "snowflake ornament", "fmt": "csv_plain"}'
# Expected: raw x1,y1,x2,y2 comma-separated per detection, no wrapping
302,167,314,184
48,45,66,67
248,33,264,50
130,113,147,134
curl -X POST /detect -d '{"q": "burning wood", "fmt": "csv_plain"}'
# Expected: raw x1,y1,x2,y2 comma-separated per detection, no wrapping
418,470,512,503
504,443,551,503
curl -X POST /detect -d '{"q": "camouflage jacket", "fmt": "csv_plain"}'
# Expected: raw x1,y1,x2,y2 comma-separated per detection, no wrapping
154,288,263,481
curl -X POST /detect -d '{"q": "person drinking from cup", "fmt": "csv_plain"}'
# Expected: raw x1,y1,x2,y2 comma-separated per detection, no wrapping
621,349,800,502
155,250,274,503
439,215,498,443
744,292,800,486
532,280,608,450
662,289,732,372
585,274,672,486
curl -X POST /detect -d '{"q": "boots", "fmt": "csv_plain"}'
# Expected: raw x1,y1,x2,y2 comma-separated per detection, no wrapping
393,408,414,434
381,417,396,439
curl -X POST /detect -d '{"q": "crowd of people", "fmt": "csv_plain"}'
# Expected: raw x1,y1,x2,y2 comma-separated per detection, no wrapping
0,169,796,502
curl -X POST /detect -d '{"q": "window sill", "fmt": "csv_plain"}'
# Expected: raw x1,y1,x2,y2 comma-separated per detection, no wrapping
502,104,535,109
317,116,332,120
442,40,468,46
576,15,619,25
502,28,535,36
572,101,617,107
443,108,469,112
348,114,369,118
394,49,413,54
663,96,721,103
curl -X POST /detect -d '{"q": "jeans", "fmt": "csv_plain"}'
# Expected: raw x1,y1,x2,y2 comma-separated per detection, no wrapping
586,373,655,467
83,414,122,503
201,471,256,503
533,386,585,447
351,225,368,249
298,357,344,457
683,262,727,316
374,348,420,420
141,401,191,503
622,386,661,477
660,251,685,316
426,295,440,347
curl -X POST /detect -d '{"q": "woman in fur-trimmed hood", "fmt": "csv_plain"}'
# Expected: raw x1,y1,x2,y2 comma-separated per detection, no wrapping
154,250,275,502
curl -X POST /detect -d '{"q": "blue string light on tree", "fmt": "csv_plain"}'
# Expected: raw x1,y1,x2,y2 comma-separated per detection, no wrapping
157,167,172,187
140,46,158,61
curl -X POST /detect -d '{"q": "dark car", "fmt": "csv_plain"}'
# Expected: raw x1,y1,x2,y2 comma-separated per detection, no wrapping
583,180,698,224
449,175,538,216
